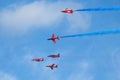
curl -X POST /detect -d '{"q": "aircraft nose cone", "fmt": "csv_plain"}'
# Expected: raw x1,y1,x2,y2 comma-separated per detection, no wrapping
47,38,50,40
48,55,51,57
46,66,49,67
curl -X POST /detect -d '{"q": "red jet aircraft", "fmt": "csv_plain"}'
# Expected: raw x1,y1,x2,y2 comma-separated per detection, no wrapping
46,64,58,70
61,8,74,14
48,34,59,44
32,58,44,62
48,54,60,58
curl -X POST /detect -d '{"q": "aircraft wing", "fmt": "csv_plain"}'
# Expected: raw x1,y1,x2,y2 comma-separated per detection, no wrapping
51,64,55,70
52,39,56,44
52,34,55,38
51,67,53,70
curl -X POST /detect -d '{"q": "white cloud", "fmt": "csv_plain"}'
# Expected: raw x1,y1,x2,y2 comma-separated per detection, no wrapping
68,73,93,80
66,11,91,33
22,53,59,80
111,48,120,80
0,71,17,80
10,48,94,80
67,60,94,80
0,1,91,34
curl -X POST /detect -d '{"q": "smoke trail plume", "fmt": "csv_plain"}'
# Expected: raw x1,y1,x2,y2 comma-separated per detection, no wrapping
75,7,120,11
60,29,120,38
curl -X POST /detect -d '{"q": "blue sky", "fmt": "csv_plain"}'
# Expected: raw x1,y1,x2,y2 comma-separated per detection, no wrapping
0,0,120,80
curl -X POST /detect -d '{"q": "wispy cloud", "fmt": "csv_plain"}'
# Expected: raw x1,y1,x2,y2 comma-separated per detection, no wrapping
11,47,94,80
111,48,120,80
0,71,17,80
67,60,94,80
22,53,59,80
0,1,91,34
5,41,94,80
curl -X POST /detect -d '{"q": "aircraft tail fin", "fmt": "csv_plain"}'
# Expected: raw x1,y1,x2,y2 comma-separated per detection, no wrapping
56,65,58,68
66,8,68,10
57,36,60,40
52,34,55,38
71,10,74,13
42,58,44,61
58,53,60,57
